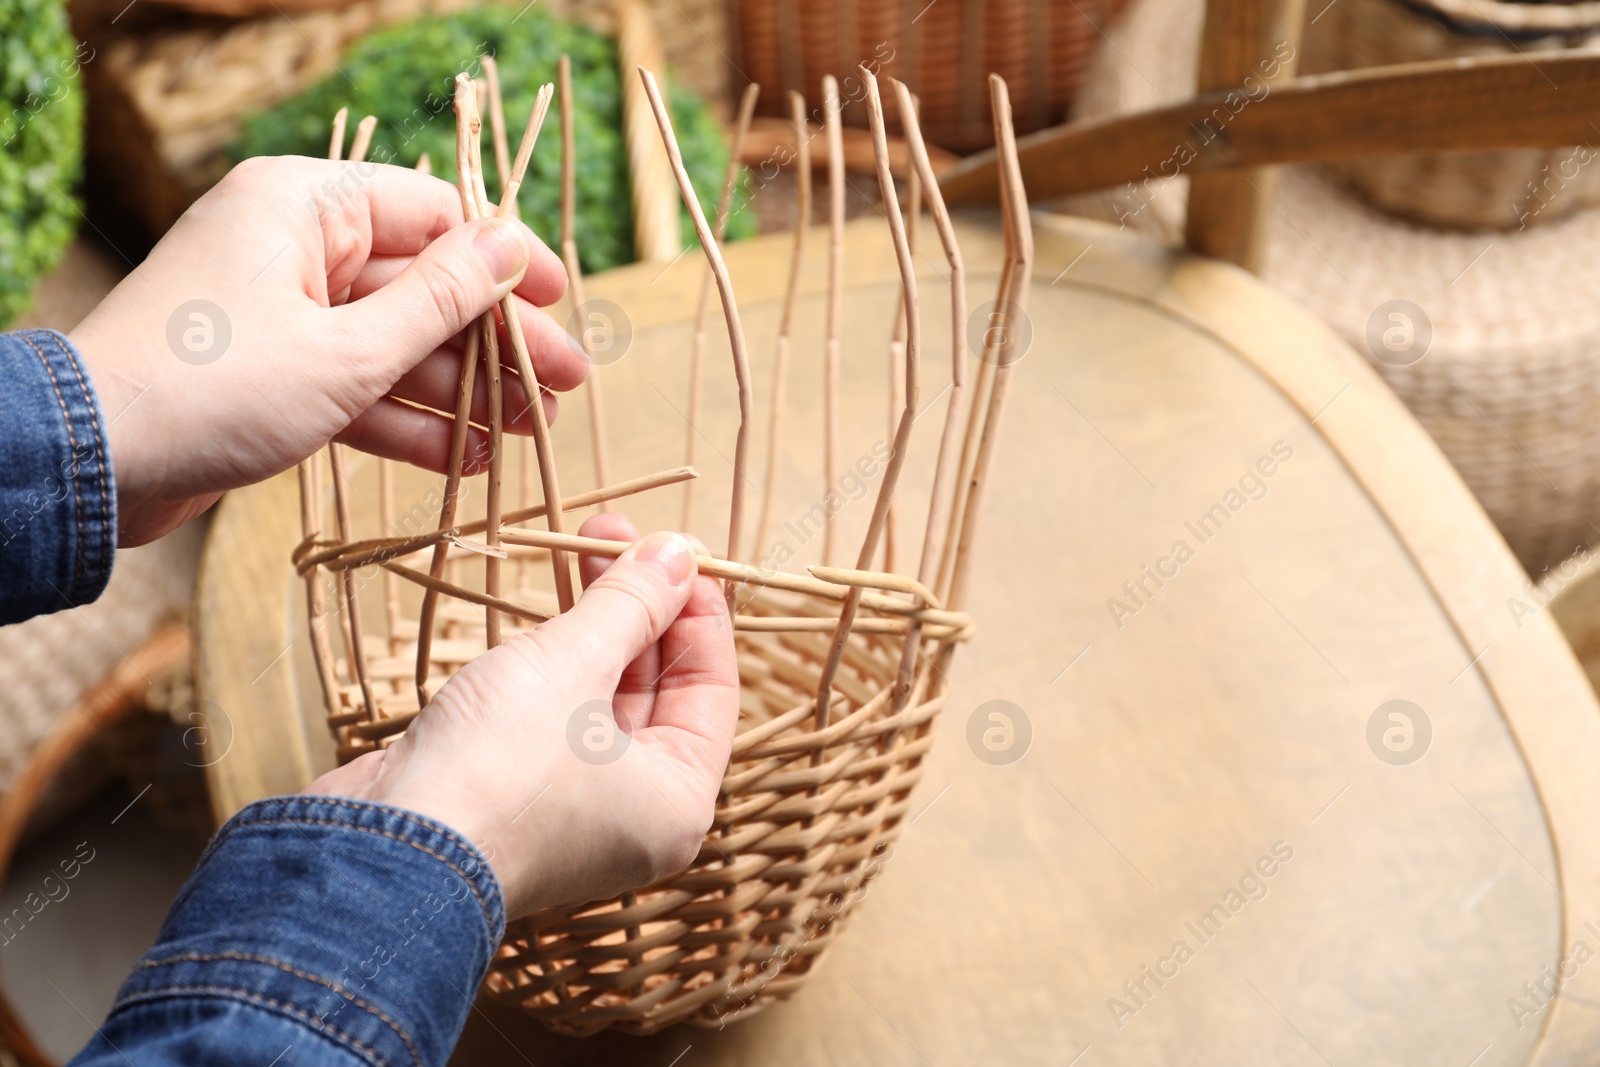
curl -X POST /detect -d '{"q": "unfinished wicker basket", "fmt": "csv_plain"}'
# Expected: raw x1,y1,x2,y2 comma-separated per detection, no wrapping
1300,0,1600,230
728,0,1130,153
292,54,1030,1031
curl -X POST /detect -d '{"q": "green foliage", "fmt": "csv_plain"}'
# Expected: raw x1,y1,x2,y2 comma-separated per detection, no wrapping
0,0,84,326
232,7,753,274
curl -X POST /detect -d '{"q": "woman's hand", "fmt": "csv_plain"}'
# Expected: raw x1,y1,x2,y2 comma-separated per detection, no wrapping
71,155,588,545
306,513,741,918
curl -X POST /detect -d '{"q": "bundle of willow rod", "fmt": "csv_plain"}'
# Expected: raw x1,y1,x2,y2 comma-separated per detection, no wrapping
291,57,1030,1033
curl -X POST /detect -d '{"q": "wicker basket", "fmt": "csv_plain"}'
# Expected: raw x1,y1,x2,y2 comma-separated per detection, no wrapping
81,0,478,240
79,0,722,244
728,0,1130,153
290,64,1021,1033
1071,0,1600,574
1300,0,1600,230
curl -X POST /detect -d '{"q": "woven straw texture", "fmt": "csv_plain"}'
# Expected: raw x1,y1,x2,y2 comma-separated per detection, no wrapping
298,438,972,1035
299,538,957,1030
1068,0,1600,573
1299,0,1600,230
728,0,1130,153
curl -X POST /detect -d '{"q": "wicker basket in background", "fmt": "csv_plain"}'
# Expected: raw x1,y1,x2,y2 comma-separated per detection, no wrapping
76,0,725,244
728,0,1130,153
1301,0,1600,230
1071,0,1600,574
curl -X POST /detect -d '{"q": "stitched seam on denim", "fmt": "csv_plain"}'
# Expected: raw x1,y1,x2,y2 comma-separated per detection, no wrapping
135,951,424,1067
229,797,498,923
166,799,499,927
231,815,491,921
250,797,483,864
110,984,390,1067
18,332,87,602
44,331,111,575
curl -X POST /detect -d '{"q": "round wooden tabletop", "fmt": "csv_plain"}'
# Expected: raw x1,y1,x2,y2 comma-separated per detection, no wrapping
197,211,1600,1066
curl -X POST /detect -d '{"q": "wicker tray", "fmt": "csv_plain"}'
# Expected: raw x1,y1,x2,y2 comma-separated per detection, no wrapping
1300,0,1600,230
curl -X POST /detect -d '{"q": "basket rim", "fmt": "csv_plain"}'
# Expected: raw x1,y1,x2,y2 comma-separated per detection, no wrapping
1402,0,1600,36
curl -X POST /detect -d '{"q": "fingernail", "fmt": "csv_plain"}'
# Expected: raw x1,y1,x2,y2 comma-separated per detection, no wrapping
475,218,529,283
635,531,695,586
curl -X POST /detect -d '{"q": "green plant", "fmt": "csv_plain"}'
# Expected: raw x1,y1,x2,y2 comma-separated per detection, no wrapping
233,7,752,274
0,0,85,326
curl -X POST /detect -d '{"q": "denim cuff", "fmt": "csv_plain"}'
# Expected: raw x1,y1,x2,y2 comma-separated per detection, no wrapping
107,796,505,1067
0,328,115,623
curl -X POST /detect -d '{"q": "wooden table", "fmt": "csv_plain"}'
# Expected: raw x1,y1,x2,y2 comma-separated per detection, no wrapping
197,212,1600,1066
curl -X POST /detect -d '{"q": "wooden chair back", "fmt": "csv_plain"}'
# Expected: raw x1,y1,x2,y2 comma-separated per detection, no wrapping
939,0,1600,269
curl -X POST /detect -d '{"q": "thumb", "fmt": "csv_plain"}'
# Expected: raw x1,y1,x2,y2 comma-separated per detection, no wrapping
534,532,699,681
333,215,529,365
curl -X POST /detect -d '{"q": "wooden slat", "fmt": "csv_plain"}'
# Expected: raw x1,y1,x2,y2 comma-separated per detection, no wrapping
941,50,1600,206
1183,0,1304,270
616,0,681,262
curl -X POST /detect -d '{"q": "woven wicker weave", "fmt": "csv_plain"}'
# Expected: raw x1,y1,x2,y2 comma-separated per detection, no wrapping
292,63,1027,1032
1070,0,1600,573
728,0,1130,153
1300,0,1600,230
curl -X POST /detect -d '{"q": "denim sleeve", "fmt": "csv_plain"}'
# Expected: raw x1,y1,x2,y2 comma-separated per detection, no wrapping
0,329,116,624
68,796,506,1067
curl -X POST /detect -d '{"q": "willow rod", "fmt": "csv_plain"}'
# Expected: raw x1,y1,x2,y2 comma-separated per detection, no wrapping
414,81,489,706
480,54,513,208
385,559,967,640
884,92,921,576
500,83,554,214
463,87,506,648
813,68,921,737
682,82,760,530
298,105,351,713
944,74,1031,621
888,75,970,712
483,77,574,613
497,529,966,626
750,89,811,565
557,54,613,508
641,66,754,589
937,258,1010,602
304,466,700,574
820,74,846,567
327,114,378,720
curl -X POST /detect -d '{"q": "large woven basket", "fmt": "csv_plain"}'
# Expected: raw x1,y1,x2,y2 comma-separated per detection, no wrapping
1070,0,1600,573
728,0,1130,153
1300,0,1600,230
